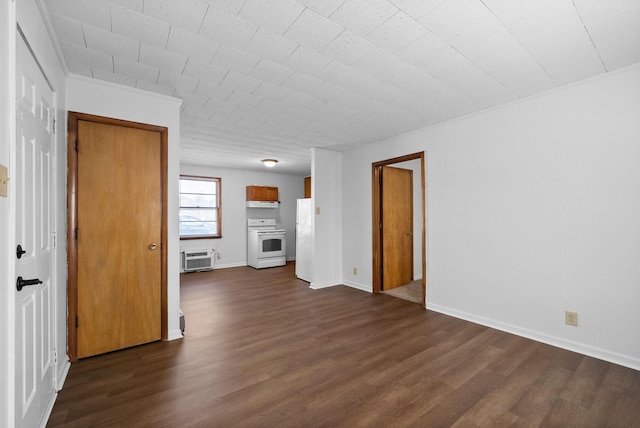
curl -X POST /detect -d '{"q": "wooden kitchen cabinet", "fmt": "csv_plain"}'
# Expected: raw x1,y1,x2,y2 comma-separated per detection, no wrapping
246,186,278,201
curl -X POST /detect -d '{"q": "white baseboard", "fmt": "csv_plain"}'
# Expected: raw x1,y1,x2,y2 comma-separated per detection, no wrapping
40,391,58,428
427,303,640,371
57,359,71,391
310,280,342,289
167,329,183,341
342,280,372,293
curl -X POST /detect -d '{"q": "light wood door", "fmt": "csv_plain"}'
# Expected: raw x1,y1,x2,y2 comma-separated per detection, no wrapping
382,166,413,290
14,35,57,428
77,121,162,358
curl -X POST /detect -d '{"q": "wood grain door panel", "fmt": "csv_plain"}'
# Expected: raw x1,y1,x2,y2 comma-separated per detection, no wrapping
382,166,413,290
77,121,161,358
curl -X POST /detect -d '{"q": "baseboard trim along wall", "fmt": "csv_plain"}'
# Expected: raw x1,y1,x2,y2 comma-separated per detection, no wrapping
427,303,640,371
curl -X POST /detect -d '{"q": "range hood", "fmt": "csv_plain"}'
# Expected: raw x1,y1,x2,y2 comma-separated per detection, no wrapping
246,200,278,208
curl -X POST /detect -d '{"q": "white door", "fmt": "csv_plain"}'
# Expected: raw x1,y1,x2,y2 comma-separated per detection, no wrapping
15,35,57,428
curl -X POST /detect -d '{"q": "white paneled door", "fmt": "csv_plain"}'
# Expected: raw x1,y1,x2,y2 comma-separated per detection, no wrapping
15,35,57,428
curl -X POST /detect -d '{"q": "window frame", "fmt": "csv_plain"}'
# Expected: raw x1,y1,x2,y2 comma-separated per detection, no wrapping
179,174,222,240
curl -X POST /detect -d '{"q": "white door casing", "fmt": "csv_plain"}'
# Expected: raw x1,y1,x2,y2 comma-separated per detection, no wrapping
15,34,57,428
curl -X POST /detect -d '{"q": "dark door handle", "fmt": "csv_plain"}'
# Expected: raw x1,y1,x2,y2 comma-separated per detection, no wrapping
16,276,43,291
17,245,26,259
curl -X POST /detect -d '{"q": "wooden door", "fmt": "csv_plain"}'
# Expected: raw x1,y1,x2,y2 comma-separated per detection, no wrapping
76,120,162,358
14,35,57,428
381,166,413,290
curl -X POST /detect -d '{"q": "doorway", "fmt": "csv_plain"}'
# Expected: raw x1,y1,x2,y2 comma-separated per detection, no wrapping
372,152,426,306
67,112,169,361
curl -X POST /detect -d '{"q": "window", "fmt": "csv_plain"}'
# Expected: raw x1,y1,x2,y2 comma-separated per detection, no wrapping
179,175,221,239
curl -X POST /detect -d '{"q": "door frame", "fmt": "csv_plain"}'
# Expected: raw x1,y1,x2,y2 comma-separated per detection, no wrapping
67,112,168,361
372,152,426,306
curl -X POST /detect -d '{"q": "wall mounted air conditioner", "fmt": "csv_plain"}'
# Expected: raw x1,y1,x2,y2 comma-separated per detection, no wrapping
181,249,214,272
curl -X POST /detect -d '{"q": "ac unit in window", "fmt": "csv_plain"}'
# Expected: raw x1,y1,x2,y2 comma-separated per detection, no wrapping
182,249,214,272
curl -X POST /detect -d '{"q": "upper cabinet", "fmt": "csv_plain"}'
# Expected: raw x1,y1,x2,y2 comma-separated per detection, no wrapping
304,176,311,198
246,185,278,201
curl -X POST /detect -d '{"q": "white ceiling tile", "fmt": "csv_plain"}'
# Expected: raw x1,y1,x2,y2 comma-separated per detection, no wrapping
114,57,159,82
330,0,399,36
321,30,376,65
396,33,516,106
254,98,287,114
183,59,228,85
295,0,346,17
110,4,170,49
420,0,556,97
238,0,305,35
60,41,113,72
282,46,332,76
249,59,294,85
226,91,264,108
317,60,360,86
139,44,188,74
135,79,175,96
387,0,447,19
143,0,209,31
366,11,426,52
207,0,246,16
109,0,144,13
166,27,220,64
283,8,344,51
174,90,210,107
483,0,605,85
573,0,640,70
84,25,139,62
193,81,233,100
244,28,299,63
283,91,315,107
46,0,111,31
211,45,260,74
157,70,200,92
205,97,239,113
199,7,259,49
92,68,137,87
281,72,324,93
220,70,263,93
252,81,292,100
49,14,85,47
67,62,93,77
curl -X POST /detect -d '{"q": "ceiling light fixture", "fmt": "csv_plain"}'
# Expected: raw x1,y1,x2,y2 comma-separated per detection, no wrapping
262,159,278,167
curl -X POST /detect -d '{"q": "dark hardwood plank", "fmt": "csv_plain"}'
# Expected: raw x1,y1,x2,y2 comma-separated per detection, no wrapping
48,262,640,427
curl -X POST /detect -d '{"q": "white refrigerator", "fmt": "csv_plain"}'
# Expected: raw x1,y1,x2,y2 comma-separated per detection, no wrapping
296,198,312,282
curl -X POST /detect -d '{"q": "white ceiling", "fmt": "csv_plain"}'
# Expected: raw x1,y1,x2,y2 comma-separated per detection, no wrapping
43,0,640,175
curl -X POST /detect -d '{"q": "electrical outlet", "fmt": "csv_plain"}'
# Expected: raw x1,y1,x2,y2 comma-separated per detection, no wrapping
353,267,358,275
565,311,578,327
216,252,222,260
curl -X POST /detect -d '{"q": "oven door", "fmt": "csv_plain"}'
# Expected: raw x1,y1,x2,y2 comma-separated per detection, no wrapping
256,232,286,258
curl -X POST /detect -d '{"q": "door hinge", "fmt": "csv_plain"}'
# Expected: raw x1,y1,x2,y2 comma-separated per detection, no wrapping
75,227,78,240
52,350,58,365
75,315,78,328
52,118,56,133
52,232,57,249
75,140,79,152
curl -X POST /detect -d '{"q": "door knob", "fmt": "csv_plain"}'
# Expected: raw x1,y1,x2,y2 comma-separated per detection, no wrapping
148,243,158,250
16,245,26,259
16,276,42,291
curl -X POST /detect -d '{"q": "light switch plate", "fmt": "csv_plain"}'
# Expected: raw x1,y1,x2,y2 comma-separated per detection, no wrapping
0,164,8,197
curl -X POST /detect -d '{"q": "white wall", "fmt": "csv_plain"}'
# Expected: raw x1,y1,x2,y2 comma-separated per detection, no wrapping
311,148,342,288
66,75,183,340
179,164,305,268
341,64,640,370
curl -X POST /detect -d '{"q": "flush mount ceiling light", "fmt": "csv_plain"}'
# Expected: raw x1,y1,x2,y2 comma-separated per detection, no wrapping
262,159,278,167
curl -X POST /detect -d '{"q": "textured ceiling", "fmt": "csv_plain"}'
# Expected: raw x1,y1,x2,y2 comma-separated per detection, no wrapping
43,0,640,175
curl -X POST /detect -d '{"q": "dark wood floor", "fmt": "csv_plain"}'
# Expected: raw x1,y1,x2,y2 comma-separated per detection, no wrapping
48,262,640,427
